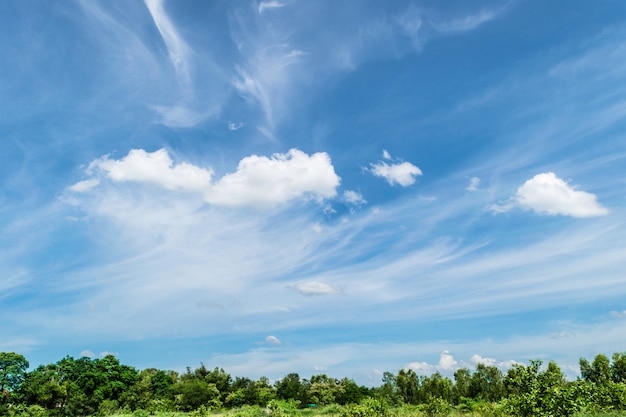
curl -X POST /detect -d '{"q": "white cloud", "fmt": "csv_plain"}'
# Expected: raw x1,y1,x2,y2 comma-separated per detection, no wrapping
433,10,499,33
258,1,285,14
69,179,100,193
93,148,213,193
82,148,340,209
466,177,480,192
470,354,519,369
369,161,422,187
407,350,458,374
382,150,392,160
228,121,245,131
492,172,609,217
207,149,340,207
344,190,366,205
438,350,458,370
549,331,573,339
266,335,281,345
152,105,208,128
144,0,191,82
610,310,626,318
80,350,95,358
293,280,340,296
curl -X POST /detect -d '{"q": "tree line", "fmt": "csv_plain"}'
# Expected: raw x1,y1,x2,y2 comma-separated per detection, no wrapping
1,351,626,417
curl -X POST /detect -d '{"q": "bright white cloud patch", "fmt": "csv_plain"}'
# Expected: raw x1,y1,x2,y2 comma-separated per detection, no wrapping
492,172,608,217
407,350,458,374
207,149,340,207
93,149,213,193
75,148,340,209
293,280,340,296
369,151,422,187
265,335,281,345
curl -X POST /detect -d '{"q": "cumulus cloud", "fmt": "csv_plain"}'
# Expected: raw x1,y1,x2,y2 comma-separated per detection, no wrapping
369,151,422,187
293,280,341,296
72,148,340,209
91,148,213,193
470,354,518,369
438,350,458,370
207,149,340,207
407,351,458,374
466,177,480,191
407,351,518,375
492,172,609,217
265,335,281,345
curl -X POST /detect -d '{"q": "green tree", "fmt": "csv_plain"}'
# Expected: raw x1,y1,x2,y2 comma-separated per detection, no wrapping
611,352,626,383
377,371,400,405
0,353,29,394
453,368,471,405
275,373,306,404
504,360,582,417
469,363,504,402
395,369,420,404
421,372,453,403
306,374,343,406
174,379,221,411
580,354,612,385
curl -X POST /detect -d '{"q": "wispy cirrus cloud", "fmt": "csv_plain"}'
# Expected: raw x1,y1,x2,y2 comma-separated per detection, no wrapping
144,0,192,84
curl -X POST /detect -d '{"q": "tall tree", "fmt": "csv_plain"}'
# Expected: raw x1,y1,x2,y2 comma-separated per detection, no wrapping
0,352,29,394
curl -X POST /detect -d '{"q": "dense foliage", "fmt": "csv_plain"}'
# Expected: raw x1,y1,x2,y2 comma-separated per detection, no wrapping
1,351,626,417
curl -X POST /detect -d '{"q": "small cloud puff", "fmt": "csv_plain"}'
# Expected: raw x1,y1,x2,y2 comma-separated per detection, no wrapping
343,190,366,205
369,151,422,187
265,335,281,345
293,280,341,296
80,350,95,358
228,121,245,131
491,172,608,218
466,177,480,191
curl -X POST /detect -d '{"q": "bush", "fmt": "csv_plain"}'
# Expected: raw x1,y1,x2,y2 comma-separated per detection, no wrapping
8,405,48,417
424,397,452,417
341,398,389,417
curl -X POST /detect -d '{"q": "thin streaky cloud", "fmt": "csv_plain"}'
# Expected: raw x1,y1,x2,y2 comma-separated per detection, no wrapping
144,0,192,84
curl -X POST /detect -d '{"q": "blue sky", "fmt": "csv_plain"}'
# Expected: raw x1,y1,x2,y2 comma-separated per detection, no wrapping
2,0,626,385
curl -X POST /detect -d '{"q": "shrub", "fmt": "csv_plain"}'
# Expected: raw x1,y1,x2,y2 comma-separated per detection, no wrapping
341,398,389,417
424,397,452,417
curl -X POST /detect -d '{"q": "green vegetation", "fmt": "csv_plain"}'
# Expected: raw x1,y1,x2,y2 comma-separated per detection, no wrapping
2,351,626,417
